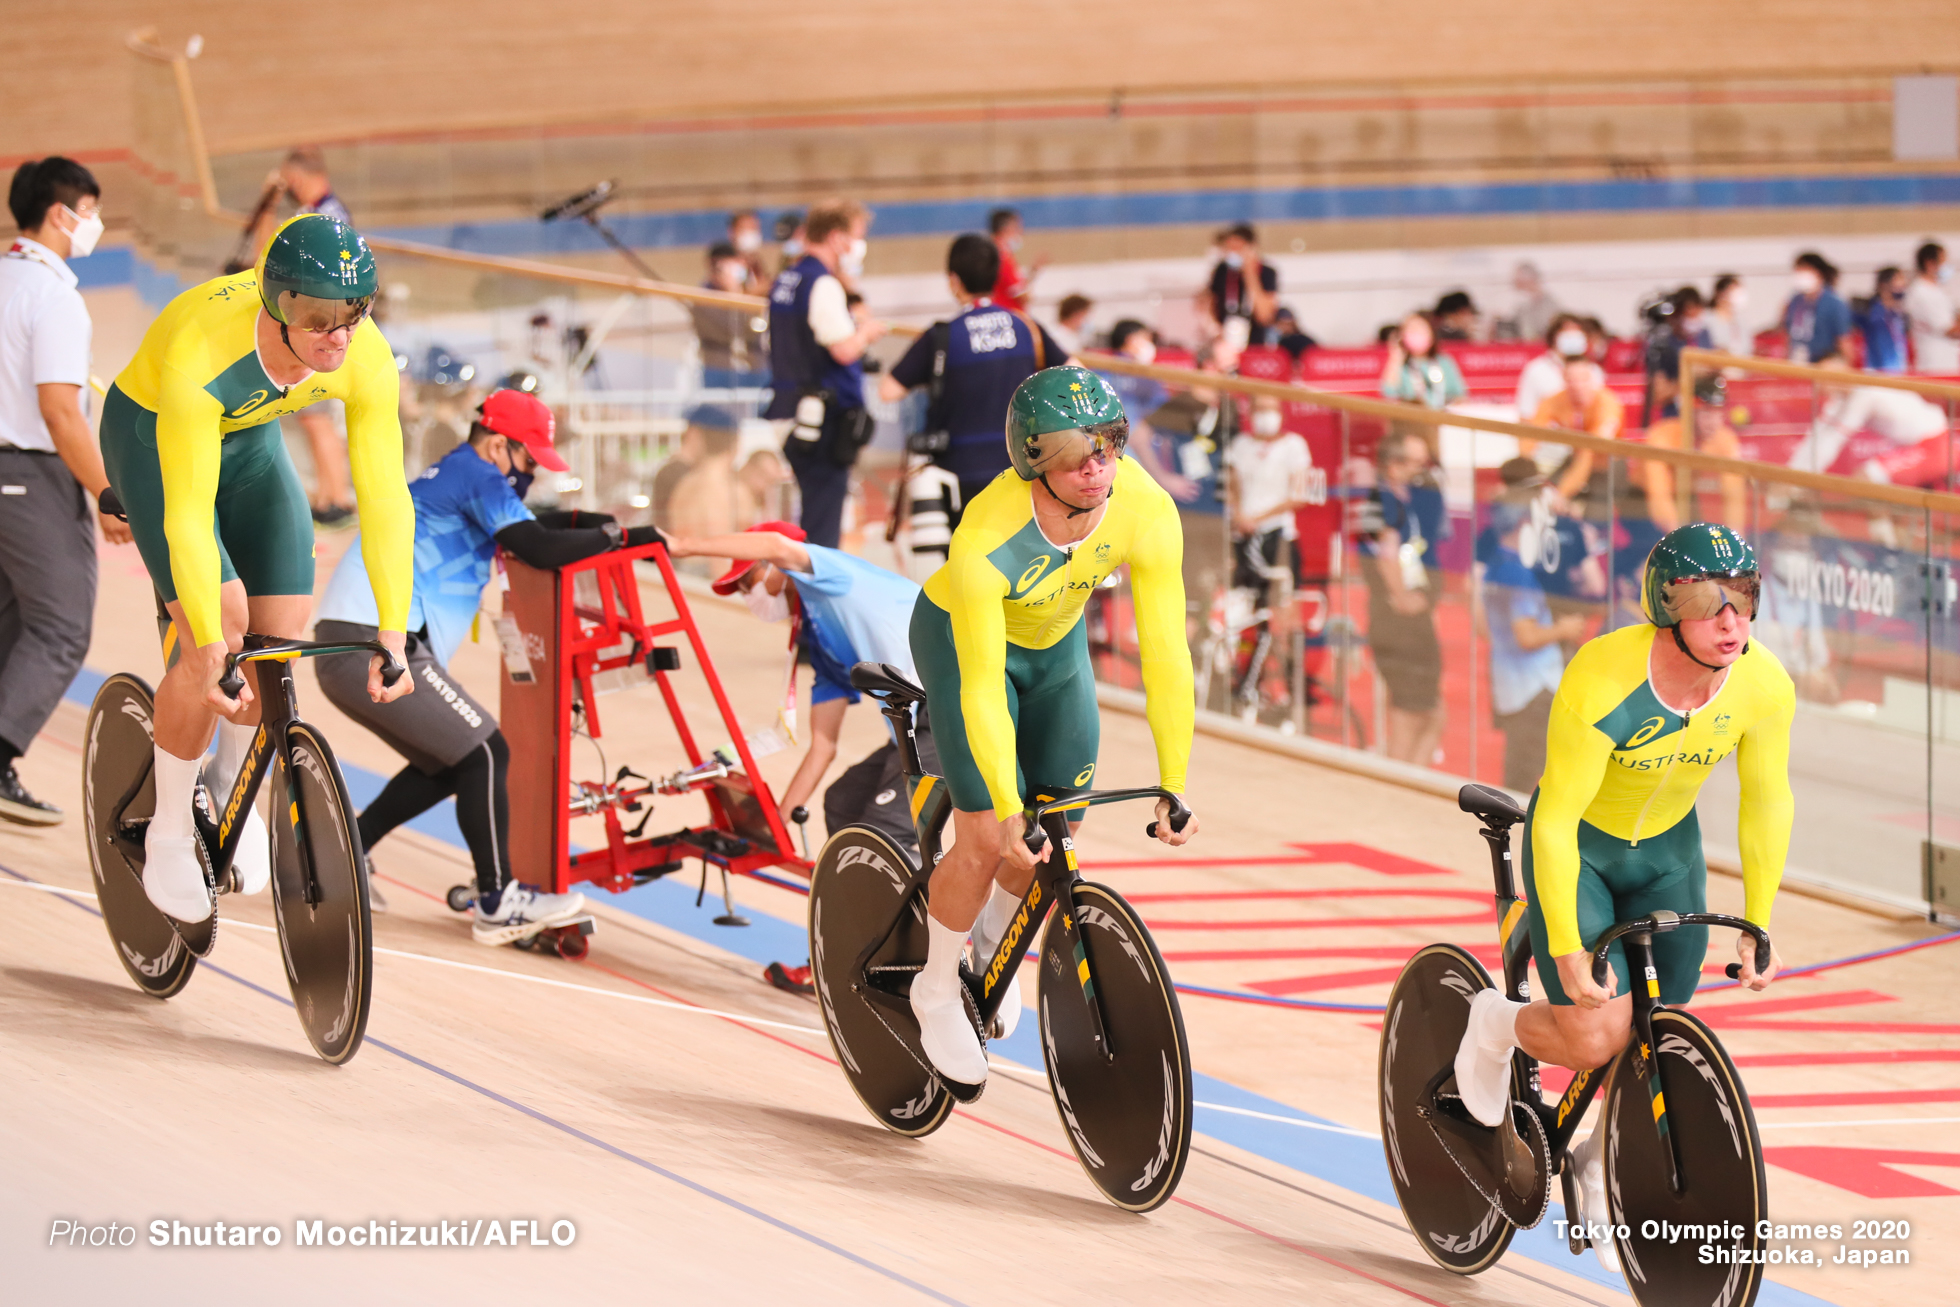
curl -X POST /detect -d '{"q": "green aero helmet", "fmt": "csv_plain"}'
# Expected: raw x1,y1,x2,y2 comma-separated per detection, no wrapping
256,213,378,332
1005,365,1130,481
1640,523,1761,628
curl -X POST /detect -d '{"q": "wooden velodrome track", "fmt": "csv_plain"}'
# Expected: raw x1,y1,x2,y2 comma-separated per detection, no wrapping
6,524,1957,1306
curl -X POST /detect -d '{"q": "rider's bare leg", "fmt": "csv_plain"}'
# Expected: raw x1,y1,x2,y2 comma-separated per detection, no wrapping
1515,995,1633,1072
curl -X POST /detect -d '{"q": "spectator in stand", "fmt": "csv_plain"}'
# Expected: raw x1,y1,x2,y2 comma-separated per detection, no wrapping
691,242,770,392
1496,261,1560,343
664,406,757,545
727,210,769,289
763,198,886,548
1906,241,1960,374
1272,307,1317,360
1051,293,1093,356
1478,486,1585,791
1143,339,1239,610
1206,223,1279,348
1643,285,1712,425
1515,314,1590,425
1782,251,1850,364
739,447,792,522
1859,266,1911,374
1361,430,1449,768
1786,353,1953,484
1640,374,1749,531
988,208,1044,312
1705,274,1750,354
1432,289,1480,341
1380,312,1466,413
651,419,705,520
880,232,1070,507
773,210,806,275
1226,396,1313,602
1530,357,1625,501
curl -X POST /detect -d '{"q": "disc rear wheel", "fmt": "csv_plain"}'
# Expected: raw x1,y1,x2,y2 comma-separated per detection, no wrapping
269,724,372,1064
808,825,952,1137
84,674,198,998
1379,943,1515,1274
1038,881,1192,1212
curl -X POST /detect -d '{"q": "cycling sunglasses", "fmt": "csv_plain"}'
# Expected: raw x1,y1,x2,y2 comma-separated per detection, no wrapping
277,291,376,334
1659,574,1760,622
1053,422,1130,472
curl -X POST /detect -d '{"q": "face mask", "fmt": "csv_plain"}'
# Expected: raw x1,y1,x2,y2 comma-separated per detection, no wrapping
717,261,747,287
1940,264,1955,285
782,238,804,258
1728,287,1749,312
1553,330,1587,357
841,238,867,278
1004,235,1022,252
1252,409,1282,436
63,206,103,259
505,454,535,501
742,583,790,623
1793,269,1821,295
733,229,762,253
1222,251,1245,269
1132,338,1157,365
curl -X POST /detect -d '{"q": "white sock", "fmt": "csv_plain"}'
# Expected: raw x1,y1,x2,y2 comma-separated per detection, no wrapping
208,720,256,799
151,746,205,840
1478,995,1523,1054
971,882,1022,960
1574,1122,1604,1172
918,914,969,1001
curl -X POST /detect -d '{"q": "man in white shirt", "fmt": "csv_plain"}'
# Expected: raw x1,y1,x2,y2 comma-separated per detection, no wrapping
1905,241,1960,375
0,158,127,825
1225,396,1314,600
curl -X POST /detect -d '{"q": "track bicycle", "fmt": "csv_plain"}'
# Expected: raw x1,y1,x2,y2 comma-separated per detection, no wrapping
85,629,404,1064
1379,782,1774,1306
809,662,1195,1212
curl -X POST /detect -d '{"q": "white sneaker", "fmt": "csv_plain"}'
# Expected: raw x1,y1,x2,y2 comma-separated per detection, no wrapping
1454,988,1518,1128
472,882,585,946
1571,1127,1623,1274
142,831,213,923
232,805,270,896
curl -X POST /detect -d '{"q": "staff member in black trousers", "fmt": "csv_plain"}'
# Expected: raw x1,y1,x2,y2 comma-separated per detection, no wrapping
763,198,885,547
0,158,127,825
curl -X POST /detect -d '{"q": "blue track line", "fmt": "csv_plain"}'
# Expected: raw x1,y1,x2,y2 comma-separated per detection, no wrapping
2,860,966,1305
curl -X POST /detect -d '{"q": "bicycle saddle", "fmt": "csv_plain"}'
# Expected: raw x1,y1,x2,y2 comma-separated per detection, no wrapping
1457,784,1526,827
850,662,927,705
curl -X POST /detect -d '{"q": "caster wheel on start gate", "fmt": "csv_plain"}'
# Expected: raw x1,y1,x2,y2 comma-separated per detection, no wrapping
446,884,475,914
553,926,590,962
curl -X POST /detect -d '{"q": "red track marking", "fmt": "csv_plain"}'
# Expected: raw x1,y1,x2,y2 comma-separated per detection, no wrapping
377,872,447,905
1161,944,1501,964
1734,1049,1960,1068
1145,912,1490,932
1248,966,1410,996
1691,989,1898,1024
1125,887,1489,904
1724,1018,1960,1035
1752,1088,1960,1110
1764,1147,1960,1199
1082,855,1360,871
1283,842,1457,876
577,958,835,1063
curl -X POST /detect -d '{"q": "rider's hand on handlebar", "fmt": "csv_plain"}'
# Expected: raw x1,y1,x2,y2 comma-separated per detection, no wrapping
1555,948,1616,1010
367,630,414,704
1152,797,1199,847
1733,934,1782,991
194,640,250,717
999,812,1046,873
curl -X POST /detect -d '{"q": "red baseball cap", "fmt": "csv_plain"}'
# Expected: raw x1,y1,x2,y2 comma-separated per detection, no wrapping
710,520,809,594
479,389,569,472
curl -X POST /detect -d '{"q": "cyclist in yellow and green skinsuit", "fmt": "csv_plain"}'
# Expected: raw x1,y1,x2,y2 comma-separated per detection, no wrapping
1453,522,1796,1274
100,214,416,926
906,365,1199,1091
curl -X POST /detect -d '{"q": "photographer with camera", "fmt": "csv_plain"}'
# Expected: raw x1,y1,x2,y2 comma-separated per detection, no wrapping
764,199,885,548
1639,285,1711,426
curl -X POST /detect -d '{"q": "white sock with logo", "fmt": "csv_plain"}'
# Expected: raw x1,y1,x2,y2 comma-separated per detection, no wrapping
151,746,204,840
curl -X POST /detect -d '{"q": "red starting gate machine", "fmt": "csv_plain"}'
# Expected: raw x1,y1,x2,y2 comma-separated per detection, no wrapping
499,542,811,916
